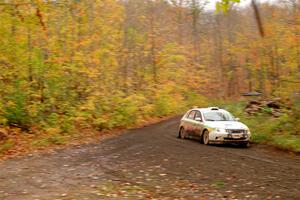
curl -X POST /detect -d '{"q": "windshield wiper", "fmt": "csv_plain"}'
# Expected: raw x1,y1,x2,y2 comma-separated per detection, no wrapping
206,119,215,121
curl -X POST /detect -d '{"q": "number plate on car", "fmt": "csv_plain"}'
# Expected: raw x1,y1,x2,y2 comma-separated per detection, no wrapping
233,134,242,139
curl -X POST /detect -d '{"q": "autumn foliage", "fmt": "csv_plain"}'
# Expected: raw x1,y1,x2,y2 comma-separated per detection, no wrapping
0,0,299,144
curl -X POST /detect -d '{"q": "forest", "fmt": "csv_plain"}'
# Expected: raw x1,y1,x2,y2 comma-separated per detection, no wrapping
0,0,299,155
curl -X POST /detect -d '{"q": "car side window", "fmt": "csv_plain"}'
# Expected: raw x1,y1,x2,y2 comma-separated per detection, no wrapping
194,111,202,121
187,111,196,119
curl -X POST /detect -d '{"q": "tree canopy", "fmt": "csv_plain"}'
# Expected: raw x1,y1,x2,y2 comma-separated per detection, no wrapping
0,0,299,134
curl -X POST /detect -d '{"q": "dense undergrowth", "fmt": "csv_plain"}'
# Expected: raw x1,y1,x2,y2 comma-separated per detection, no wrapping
0,91,208,156
1,96,300,156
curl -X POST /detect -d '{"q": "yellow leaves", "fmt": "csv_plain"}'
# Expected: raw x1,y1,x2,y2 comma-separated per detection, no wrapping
6,101,16,108
77,39,93,48
79,98,96,112
26,104,40,118
0,117,7,126
0,0,298,141
44,127,61,136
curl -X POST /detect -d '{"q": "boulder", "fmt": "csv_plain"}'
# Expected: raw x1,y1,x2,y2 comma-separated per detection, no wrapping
244,98,285,117
245,100,261,108
266,101,280,109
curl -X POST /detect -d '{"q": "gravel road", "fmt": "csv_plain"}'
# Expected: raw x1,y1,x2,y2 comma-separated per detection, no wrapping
0,117,299,200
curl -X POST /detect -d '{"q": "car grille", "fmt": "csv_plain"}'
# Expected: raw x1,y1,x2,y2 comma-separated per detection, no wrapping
227,129,246,134
224,137,247,140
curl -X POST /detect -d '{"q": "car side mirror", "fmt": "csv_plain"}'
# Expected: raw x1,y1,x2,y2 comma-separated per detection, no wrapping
195,117,202,122
235,118,240,121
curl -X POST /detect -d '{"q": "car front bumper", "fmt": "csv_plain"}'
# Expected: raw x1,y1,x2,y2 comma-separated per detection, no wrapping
209,139,249,144
209,131,251,144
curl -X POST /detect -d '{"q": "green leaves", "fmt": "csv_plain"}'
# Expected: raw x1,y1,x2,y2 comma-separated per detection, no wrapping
0,0,298,146
216,0,241,12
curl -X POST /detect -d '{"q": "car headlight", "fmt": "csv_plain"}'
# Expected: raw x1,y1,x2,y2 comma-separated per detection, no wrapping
244,129,250,134
244,129,251,137
216,128,226,133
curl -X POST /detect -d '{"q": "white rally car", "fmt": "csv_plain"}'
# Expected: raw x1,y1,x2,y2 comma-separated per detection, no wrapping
178,107,251,147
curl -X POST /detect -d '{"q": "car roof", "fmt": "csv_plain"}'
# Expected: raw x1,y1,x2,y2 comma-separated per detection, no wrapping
188,107,228,113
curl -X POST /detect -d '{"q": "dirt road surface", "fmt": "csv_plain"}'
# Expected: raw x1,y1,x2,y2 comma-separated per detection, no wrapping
0,117,300,200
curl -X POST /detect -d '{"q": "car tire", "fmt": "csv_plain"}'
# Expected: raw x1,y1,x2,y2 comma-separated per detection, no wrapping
179,127,187,139
203,130,210,145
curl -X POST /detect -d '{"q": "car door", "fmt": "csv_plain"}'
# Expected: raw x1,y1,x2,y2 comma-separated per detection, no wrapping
192,111,204,138
185,110,196,136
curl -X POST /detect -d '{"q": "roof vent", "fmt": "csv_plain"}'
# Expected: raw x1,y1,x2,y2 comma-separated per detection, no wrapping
209,107,219,110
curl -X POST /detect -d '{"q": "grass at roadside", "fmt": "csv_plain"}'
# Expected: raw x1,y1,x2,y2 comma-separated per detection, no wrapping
223,101,300,153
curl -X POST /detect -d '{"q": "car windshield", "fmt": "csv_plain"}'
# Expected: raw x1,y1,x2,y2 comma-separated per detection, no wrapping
203,111,235,121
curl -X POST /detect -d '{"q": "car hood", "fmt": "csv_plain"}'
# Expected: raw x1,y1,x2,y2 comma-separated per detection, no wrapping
204,121,248,130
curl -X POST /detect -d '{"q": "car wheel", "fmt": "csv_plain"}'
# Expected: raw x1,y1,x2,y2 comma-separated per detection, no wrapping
179,127,187,139
203,130,210,145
